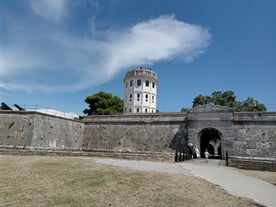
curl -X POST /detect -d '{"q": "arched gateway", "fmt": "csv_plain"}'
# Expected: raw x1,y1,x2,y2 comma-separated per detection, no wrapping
198,128,222,159
187,105,234,160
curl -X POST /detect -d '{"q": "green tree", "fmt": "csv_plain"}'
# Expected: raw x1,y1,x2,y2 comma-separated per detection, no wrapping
191,91,266,112
233,101,243,112
238,97,267,112
180,107,189,112
192,94,212,107
83,91,124,115
211,90,236,108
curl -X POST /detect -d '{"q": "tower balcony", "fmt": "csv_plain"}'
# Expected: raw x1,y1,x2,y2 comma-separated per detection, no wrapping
124,67,159,83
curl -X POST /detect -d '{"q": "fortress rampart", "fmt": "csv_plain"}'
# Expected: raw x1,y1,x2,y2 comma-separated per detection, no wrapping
0,105,275,170
83,113,187,153
0,111,84,150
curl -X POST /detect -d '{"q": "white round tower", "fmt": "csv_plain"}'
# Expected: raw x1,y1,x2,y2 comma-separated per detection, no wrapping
124,67,159,113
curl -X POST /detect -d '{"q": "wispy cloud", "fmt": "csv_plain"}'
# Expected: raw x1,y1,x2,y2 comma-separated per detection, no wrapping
0,1,211,93
105,15,211,70
31,0,67,21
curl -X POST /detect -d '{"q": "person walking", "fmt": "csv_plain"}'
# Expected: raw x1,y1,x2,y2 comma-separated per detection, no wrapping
195,146,200,158
188,143,194,160
204,149,209,163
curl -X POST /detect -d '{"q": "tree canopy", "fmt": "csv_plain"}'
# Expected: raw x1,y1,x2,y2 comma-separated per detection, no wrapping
83,91,124,115
186,90,266,112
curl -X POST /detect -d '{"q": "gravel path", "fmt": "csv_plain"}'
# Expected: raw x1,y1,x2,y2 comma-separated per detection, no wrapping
95,158,192,176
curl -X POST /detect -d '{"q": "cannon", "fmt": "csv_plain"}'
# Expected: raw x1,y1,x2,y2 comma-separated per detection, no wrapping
14,104,25,111
1,102,13,110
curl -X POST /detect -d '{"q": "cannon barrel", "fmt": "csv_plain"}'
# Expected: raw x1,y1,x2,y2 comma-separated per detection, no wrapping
14,104,25,111
1,102,13,110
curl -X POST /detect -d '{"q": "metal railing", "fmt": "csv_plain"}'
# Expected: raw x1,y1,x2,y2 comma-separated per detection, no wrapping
1,103,79,119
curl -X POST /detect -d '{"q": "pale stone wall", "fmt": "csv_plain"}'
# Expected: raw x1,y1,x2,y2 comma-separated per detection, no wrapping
187,105,235,158
0,111,84,150
0,111,34,146
233,112,276,158
0,108,275,161
31,113,84,150
83,113,187,153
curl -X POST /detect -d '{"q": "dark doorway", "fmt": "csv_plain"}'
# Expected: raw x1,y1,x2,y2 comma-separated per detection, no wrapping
200,128,222,159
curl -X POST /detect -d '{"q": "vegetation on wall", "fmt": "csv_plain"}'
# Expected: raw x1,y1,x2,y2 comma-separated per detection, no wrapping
83,91,124,115
181,90,266,112
180,108,189,112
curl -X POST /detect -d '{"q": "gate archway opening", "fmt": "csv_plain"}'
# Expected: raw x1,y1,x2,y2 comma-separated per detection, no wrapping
199,128,222,159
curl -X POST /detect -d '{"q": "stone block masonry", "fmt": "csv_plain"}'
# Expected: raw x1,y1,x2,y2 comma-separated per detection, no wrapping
0,111,34,147
0,105,275,171
0,111,84,150
233,112,276,158
229,157,276,171
83,113,187,153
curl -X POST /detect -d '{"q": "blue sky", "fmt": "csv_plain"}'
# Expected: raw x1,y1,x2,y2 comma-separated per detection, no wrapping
1,0,276,115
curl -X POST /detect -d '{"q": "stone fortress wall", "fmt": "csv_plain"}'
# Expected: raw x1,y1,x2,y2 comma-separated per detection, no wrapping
83,105,276,159
83,113,187,153
233,112,276,158
0,111,84,150
0,105,275,170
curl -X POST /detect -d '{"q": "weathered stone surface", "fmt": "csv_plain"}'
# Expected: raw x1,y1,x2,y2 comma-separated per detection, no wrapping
187,105,234,158
0,111,84,150
83,113,187,153
229,158,276,171
234,121,276,158
0,111,34,146
0,105,275,163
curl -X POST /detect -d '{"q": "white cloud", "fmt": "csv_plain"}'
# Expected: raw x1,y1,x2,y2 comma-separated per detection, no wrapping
31,0,67,21
105,15,211,73
0,48,43,76
0,8,211,93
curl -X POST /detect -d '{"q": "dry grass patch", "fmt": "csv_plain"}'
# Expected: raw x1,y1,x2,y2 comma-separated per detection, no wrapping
0,155,258,207
238,169,276,185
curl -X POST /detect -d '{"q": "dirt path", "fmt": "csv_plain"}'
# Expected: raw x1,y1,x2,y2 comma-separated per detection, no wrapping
95,158,193,175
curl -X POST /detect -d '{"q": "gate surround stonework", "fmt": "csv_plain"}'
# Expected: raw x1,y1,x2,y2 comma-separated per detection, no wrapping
187,105,234,159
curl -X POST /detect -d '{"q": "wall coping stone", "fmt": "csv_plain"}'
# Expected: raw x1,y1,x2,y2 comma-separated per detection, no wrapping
0,110,83,122
230,156,276,162
83,112,187,124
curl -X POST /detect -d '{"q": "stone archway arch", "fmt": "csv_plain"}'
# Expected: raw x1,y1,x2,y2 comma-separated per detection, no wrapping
198,128,222,159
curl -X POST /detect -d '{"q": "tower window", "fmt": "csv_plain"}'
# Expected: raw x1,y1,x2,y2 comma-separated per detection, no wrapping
126,82,128,88
129,108,132,113
129,94,132,102
137,79,141,86
145,109,148,113
152,82,155,88
145,94,148,102
146,80,149,87
137,93,140,101
130,80,133,87
152,95,155,103
136,108,140,113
